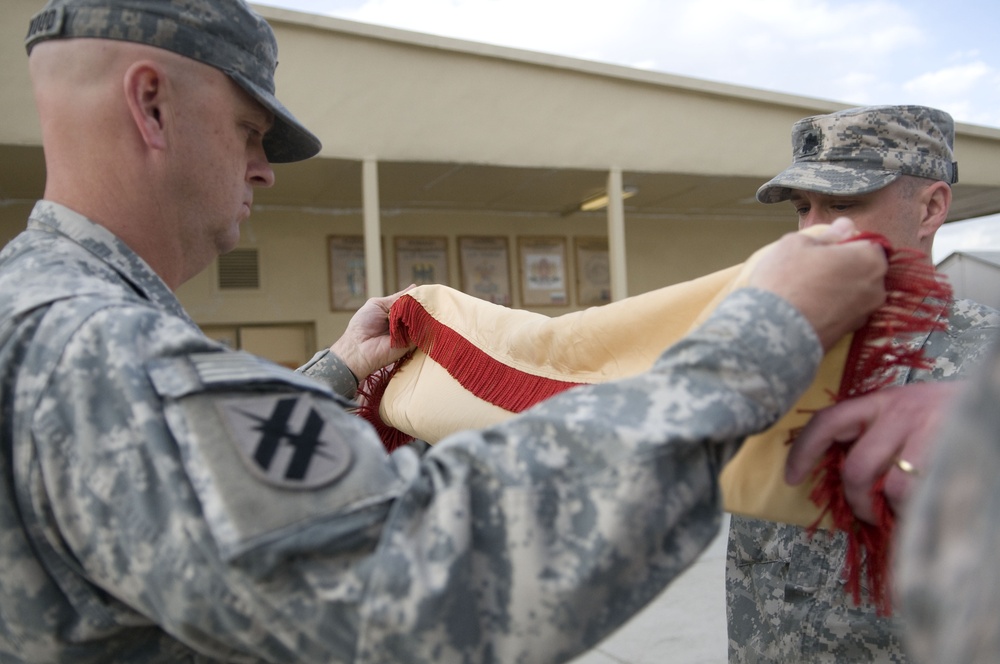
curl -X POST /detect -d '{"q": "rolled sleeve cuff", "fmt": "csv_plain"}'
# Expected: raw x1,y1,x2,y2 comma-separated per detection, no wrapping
299,349,359,400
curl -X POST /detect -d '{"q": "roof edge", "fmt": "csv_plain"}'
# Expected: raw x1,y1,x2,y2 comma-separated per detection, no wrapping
254,4,852,114
253,4,1000,140
939,250,1000,267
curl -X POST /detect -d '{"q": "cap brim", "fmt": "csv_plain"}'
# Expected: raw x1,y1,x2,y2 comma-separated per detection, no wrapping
756,162,900,204
230,71,322,164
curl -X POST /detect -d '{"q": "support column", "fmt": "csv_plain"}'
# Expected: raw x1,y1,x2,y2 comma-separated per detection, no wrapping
606,166,628,301
362,157,384,298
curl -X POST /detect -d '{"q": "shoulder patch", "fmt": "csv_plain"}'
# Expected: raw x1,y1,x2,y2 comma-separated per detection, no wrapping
216,393,352,489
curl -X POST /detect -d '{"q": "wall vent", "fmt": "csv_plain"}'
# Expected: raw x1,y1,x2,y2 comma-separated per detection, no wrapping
218,248,260,290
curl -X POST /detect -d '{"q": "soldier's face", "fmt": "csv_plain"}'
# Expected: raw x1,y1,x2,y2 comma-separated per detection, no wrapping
171,65,276,263
789,179,921,251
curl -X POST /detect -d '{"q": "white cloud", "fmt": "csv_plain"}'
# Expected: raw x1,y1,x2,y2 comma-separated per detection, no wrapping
333,0,647,55
947,49,982,63
322,0,925,80
900,61,1000,127
904,61,994,97
584,0,927,103
827,71,881,105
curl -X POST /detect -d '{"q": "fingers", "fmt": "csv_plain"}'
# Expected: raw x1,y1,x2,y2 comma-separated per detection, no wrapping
785,398,874,484
786,382,965,524
882,459,919,518
786,393,907,524
363,285,416,317
811,217,859,243
383,283,417,305
330,287,420,380
839,406,918,523
749,225,888,351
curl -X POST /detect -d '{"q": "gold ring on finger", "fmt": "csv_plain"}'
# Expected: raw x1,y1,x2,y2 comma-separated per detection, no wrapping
894,457,920,477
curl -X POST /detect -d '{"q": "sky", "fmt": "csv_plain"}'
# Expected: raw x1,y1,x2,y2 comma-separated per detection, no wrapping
255,0,1000,263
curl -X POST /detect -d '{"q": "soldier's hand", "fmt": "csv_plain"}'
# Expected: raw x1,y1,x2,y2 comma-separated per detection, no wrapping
330,286,416,381
749,218,887,351
785,381,963,523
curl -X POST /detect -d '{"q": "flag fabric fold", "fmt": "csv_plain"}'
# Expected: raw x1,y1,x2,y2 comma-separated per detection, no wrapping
357,229,951,613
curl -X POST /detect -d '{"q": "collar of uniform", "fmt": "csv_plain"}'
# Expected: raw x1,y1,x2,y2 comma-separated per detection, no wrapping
28,200,193,323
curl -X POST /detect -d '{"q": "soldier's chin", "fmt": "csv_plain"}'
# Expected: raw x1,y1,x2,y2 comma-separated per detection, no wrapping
218,230,242,256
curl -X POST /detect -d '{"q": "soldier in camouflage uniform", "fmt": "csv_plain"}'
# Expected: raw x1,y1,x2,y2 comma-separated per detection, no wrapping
0,1,890,662
895,343,1000,663
777,344,1000,663
726,105,1000,662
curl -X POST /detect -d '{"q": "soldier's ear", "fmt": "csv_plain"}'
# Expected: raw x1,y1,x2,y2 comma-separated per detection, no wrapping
918,180,951,242
123,61,168,151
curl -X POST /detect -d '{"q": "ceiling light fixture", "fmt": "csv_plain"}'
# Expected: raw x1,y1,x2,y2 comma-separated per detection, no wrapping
578,185,639,212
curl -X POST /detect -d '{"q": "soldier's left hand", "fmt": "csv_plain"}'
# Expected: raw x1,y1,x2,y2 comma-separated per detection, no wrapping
784,381,965,523
330,285,416,381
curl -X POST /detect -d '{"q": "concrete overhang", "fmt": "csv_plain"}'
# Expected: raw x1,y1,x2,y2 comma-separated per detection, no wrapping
4,1,1000,224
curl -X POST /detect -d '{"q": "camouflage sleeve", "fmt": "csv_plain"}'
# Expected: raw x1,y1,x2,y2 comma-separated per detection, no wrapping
30,287,821,663
299,347,359,399
897,340,1000,663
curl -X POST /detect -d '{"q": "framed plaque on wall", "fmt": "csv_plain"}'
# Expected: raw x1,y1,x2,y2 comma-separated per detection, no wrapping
518,236,568,307
394,236,450,290
575,236,611,306
327,235,367,311
458,235,512,306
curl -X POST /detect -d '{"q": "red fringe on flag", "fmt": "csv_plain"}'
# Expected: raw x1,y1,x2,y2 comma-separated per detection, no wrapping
803,232,952,616
355,357,415,452
354,296,586,451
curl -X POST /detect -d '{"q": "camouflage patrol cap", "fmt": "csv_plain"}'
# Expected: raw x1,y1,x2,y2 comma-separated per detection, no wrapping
757,105,958,204
24,0,321,163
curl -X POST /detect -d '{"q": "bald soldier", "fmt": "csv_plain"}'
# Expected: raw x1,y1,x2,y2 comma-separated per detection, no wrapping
0,1,888,662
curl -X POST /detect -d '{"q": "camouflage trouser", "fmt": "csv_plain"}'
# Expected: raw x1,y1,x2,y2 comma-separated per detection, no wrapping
726,516,908,663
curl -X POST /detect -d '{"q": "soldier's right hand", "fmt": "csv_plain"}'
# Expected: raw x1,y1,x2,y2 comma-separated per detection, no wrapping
748,217,888,352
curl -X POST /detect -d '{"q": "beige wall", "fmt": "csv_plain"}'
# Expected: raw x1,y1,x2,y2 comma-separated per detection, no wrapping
4,0,985,354
203,322,317,369
0,203,33,247
1,1,41,145
262,6,825,178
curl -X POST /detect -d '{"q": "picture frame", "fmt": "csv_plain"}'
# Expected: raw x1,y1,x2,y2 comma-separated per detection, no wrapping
458,235,512,306
394,236,450,290
518,236,568,306
574,236,612,306
327,235,368,311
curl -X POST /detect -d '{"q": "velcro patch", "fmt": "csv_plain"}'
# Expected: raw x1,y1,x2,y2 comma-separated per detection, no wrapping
217,393,352,489
25,7,64,48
